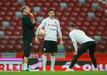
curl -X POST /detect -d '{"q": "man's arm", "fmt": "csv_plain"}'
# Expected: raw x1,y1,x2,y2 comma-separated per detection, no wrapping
57,21,63,45
35,20,45,36
22,16,34,29
72,39,78,52
35,20,46,43
28,13,36,24
69,33,78,54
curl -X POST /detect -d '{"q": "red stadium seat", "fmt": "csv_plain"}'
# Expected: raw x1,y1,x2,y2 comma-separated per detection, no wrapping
0,0,106,53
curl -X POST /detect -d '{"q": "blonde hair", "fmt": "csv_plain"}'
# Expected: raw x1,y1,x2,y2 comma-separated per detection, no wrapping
21,5,28,13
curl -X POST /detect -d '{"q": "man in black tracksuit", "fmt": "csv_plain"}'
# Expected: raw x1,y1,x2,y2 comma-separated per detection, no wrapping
21,5,35,70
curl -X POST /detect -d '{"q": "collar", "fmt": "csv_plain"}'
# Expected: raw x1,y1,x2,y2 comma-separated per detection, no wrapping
48,17,55,20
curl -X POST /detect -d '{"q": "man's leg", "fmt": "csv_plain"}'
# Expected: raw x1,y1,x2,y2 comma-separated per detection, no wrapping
42,41,48,71
42,53,47,71
69,45,87,69
88,42,97,69
23,57,29,70
50,53,55,71
23,39,31,70
50,41,57,71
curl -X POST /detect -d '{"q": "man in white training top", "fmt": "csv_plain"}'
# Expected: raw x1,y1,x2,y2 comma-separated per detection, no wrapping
66,23,97,71
35,9,63,71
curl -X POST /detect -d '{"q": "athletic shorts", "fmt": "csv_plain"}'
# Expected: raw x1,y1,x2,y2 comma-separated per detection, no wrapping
42,40,57,53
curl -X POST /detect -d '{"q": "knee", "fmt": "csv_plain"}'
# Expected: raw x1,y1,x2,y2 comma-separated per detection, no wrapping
51,53,55,56
24,50,31,57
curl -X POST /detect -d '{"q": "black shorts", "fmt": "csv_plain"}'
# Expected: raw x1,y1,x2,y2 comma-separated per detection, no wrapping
42,40,57,53
77,41,96,55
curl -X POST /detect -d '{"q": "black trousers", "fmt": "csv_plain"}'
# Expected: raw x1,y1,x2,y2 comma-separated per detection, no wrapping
69,41,97,68
23,37,33,57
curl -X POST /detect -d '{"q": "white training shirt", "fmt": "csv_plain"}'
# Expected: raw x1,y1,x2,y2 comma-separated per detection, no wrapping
36,17,62,41
69,29,95,51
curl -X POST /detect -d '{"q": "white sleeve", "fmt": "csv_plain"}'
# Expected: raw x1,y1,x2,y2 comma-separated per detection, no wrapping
35,20,46,36
57,20,62,38
69,33,78,51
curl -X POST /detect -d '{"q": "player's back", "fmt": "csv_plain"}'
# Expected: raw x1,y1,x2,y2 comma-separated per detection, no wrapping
69,29,94,44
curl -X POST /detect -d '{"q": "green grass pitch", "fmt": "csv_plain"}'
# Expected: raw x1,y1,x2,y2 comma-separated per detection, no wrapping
0,71,107,75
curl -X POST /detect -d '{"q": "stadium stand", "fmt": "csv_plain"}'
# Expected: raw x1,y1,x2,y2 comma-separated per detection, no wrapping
0,0,107,55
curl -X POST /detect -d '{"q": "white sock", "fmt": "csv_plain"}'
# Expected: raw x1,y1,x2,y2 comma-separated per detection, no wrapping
23,63,27,70
50,55,55,71
42,55,47,71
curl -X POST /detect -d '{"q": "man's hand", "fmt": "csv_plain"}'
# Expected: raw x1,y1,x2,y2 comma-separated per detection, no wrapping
35,37,39,44
28,12,33,16
74,51,78,55
28,13,35,24
60,39,63,45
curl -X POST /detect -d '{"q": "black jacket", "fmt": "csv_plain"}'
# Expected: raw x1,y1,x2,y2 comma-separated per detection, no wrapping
21,15,35,40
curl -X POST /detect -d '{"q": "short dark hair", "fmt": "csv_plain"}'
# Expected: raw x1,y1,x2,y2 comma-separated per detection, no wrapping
48,8,55,12
69,23,77,28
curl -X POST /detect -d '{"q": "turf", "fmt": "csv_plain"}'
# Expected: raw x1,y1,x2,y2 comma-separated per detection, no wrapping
0,71,107,75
